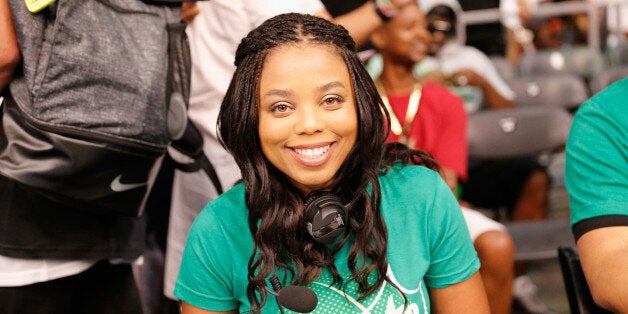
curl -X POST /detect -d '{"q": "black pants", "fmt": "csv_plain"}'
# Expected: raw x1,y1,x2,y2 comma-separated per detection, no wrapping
0,260,142,314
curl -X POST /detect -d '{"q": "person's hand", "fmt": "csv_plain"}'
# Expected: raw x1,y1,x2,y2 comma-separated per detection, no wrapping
517,0,532,23
449,69,483,87
181,1,200,23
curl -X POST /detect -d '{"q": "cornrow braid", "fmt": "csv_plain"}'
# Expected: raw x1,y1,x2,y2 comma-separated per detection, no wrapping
234,13,355,67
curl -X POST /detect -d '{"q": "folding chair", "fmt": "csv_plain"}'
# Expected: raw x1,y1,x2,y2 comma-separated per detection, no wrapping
489,55,519,80
467,106,573,160
608,42,628,67
563,46,607,81
519,47,607,80
519,49,569,77
588,66,628,95
508,73,590,111
557,246,613,314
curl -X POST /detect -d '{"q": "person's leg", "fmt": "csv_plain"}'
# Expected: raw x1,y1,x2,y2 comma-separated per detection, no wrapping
0,259,141,314
474,230,515,314
0,272,75,313
462,207,515,314
511,169,551,221
77,260,143,314
509,167,553,314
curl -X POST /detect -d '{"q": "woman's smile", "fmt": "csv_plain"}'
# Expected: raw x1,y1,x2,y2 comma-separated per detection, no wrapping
288,142,335,167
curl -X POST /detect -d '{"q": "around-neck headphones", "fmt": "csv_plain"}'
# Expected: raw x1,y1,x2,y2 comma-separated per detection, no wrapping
303,192,349,244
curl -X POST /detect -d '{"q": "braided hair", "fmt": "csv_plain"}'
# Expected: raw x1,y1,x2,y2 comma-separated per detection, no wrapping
218,13,411,312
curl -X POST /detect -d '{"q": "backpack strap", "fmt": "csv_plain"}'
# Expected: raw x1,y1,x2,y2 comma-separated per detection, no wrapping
164,20,223,194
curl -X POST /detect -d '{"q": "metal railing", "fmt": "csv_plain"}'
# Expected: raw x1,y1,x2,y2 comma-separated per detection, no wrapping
461,1,627,50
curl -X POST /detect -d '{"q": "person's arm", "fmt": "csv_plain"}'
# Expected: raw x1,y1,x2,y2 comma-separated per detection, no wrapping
0,0,20,90
566,88,628,312
440,167,459,194
450,69,515,109
180,1,200,23
576,226,628,313
181,302,238,314
429,272,490,313
316,0,415,47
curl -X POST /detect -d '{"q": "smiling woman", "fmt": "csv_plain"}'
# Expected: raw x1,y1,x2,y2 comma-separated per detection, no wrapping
174,12,489,314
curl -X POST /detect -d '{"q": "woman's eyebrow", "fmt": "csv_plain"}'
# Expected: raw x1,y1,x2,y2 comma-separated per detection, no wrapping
263,89,292,98
317,81,346,93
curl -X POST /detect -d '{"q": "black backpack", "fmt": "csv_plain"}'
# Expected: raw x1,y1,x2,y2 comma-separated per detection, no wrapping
0,0,220,217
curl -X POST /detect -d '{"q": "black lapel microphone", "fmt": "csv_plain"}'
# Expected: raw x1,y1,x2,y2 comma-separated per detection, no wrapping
267,275,318,313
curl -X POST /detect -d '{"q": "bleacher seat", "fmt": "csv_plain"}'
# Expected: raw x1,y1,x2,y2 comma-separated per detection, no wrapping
608,42,628,67
519,47,607,81
589,66,628,95
467,106,572,160
489,55,519,80
508,73,589,111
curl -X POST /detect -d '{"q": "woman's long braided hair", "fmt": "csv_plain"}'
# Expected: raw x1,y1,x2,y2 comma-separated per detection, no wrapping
218,12,436,312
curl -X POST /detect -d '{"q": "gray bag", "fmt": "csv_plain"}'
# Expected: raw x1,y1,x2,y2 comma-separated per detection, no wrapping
0,0,190,217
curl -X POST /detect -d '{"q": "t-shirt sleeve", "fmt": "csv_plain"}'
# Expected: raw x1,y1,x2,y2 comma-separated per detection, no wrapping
423,174,480,288
174,207,238,311
565,97,628,237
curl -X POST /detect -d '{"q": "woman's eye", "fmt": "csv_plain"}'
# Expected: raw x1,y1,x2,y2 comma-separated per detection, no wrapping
323,96,342,106
271,103,291,113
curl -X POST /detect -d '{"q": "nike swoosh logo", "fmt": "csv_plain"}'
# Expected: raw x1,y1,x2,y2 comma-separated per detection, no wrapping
110,174,147,192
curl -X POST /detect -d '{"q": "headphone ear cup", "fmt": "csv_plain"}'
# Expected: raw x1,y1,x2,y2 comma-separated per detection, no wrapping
304,192,347,244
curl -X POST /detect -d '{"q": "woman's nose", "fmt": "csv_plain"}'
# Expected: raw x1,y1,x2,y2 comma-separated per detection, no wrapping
295,105,325,134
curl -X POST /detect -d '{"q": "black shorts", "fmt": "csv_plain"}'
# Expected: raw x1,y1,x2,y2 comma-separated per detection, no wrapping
461,157,547,214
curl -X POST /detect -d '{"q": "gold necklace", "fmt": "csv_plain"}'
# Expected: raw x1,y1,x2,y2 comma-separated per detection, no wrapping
375,79,422,145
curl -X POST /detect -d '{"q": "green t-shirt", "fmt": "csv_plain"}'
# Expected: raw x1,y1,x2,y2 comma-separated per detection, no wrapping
565,78,628,228
175,164,479,313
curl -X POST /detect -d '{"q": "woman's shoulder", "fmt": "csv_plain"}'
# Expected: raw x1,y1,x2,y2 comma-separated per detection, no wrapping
379,163,442,188
194,182,248,227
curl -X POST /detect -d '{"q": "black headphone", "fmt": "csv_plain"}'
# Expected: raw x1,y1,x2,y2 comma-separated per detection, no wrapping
303,192,350,244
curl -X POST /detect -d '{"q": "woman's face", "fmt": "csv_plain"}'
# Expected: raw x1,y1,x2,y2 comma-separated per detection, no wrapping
258,43,358,195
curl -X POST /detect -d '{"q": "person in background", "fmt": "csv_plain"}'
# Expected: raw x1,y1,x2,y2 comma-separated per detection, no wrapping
500,0,536,65
0,1,160,312
162,0,417,306
565,77,628,313
174,12,490,314
423,1,516,110
369,3,515,314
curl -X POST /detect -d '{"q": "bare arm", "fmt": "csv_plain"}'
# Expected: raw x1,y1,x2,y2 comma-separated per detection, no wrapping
440,167,459,196
0,0,20,90
577,226,628,313
429,272,491,313
181,302,238,314
316,0,415,47
450,69,515,109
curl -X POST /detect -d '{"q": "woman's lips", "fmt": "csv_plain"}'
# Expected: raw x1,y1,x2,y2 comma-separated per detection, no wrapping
289,143,334,167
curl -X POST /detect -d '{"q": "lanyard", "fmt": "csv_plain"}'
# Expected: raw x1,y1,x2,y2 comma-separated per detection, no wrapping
375,79,422,144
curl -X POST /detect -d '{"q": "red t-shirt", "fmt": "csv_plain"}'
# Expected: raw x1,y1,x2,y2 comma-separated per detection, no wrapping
384,82,468,181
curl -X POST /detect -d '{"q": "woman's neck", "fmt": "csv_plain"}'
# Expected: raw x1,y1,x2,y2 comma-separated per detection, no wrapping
379,60,418,96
